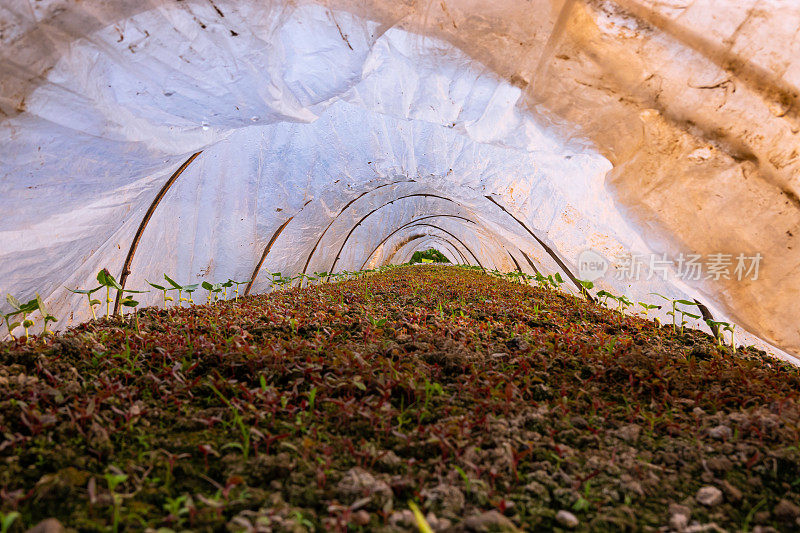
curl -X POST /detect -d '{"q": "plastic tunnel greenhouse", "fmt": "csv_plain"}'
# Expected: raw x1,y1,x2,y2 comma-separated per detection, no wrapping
3,0,798,361
6,1,800,531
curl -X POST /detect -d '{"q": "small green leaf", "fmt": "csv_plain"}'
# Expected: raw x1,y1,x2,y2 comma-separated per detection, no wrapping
97,268,122,289
164,274,182,289
121,298,139,308
146,281,166,291
6,294,21,310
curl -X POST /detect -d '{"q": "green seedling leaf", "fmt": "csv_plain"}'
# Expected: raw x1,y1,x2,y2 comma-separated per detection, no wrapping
408,501,434,533
147,281,166,291
97,268,122,289
120,298,139,308
5,294,21,310
164,274,182,289
66,286,102,295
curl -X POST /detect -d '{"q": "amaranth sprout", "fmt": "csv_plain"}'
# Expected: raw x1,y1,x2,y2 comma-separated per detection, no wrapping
66,284,102,320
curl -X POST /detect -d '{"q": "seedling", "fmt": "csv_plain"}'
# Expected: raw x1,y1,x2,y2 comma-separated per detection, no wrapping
705,319,728,348
181,284,199,305
616,295,633,316
408,501,434,533
104,470,128,533
95,268,123,318
220,280,232,299
638,302,660,317
36,293,57,335
228,279,251,299
0,512,20,533
146,280,174,307
724,323,737,353
164,274,184,306
120,290,146,332
651,294,681,331
596,290,615,308
202,281,221,303
67,285,102,320
5,293,39,340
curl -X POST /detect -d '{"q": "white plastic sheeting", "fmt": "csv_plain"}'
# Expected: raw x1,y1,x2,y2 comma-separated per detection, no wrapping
0,0,798,360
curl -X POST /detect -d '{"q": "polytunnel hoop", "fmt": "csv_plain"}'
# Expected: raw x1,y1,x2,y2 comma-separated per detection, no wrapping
113,151,203,314
298,180,418,277
381,224,485,269
386,234,468,265
326,193,469,275
484,196,593,302
243,217,295,296
358,214,477,270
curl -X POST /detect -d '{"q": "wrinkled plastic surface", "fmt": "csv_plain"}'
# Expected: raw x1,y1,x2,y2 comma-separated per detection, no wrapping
0,0,797,360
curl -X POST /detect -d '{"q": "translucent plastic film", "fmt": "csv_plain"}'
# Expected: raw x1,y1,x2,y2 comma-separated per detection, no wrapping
0,0,797,359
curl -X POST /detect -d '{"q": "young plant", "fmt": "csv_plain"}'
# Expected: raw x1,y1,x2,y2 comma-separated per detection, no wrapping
0,512,20,533
164,274,184,307
66,285,102,320
724,323,737,353
651,293,678,331
181,284,199,306
705,319,728,348
36,293,57,335
616,295,633,316
146,280,174,307
638,302,660,317
672,300,701,335
228,279,251,299
202,281,222,303
96,268,122,318
104,470,128,533
220,280,232,300
120,290,146,332
5,294,39,340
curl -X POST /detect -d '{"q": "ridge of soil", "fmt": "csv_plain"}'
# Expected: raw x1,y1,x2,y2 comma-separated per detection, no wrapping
1,265,800,532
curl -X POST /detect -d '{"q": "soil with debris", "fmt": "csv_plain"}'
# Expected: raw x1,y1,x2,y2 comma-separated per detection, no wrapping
1,265,800,532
